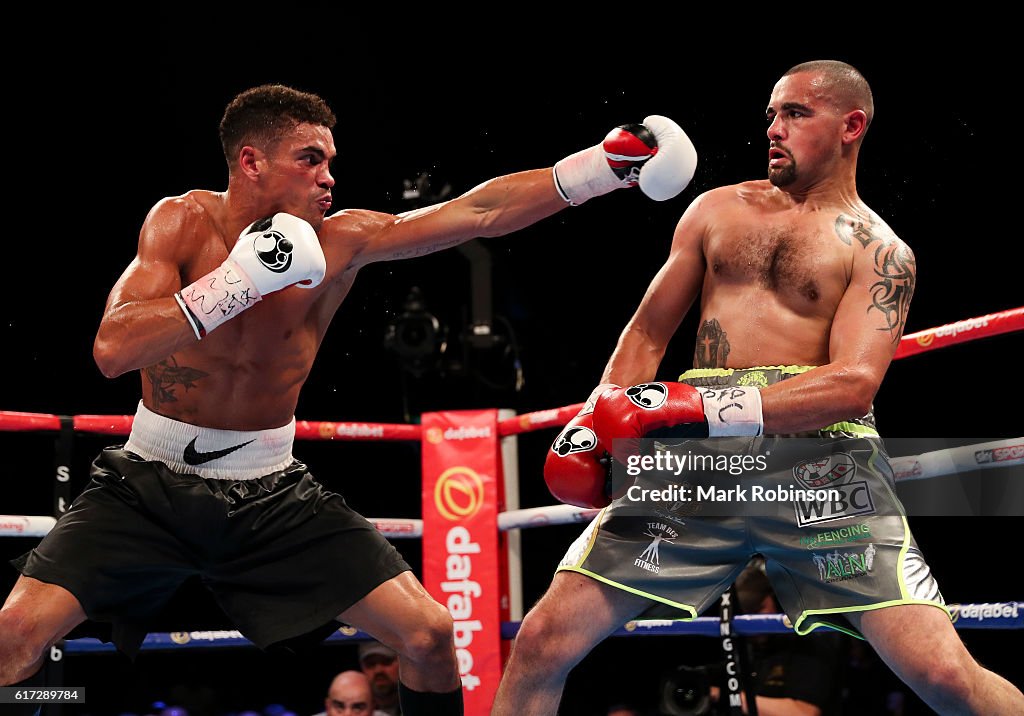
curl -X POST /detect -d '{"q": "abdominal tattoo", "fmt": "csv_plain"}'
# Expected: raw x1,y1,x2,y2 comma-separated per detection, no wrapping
835,214,917,342
694,318,731,368
143,356,209,408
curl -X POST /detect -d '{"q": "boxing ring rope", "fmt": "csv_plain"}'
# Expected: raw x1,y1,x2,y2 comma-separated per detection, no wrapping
5,435,1021,540
1,309,1022,709
891,306,1022,359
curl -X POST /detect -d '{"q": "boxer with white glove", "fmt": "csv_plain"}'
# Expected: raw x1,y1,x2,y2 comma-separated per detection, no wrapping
174,213,327,339
553,115,698,205
592,381,764,464
543,383,620,508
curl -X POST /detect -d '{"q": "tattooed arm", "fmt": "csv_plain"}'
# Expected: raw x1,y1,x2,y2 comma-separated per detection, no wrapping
93,198,198,378
760,217,916,433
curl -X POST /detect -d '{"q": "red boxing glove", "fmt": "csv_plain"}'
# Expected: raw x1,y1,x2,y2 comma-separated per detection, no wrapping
544,384,619,508
553,115,697,205
593,382,764,463
544,409,611,508
602,123,658,186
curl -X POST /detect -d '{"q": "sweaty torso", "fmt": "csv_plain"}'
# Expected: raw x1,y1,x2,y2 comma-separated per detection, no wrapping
694,180,869,369
140,192,388,429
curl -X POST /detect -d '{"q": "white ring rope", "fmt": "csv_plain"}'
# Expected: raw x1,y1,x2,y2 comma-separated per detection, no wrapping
890,438,1022,482
2,439,1019,538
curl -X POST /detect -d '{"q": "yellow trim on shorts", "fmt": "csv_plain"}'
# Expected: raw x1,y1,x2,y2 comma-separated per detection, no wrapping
678,365,818,380
573,508,607,567
825,422,880,437
865,440,914,600
792,599,953,638
555,565,699,620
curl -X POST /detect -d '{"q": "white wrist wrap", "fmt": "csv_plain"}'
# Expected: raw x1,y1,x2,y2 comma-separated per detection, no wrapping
175,259,263,339
553,145,624,206
701,386,764,437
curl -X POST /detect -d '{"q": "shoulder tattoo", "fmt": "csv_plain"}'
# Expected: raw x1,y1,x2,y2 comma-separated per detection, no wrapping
835,213,917,342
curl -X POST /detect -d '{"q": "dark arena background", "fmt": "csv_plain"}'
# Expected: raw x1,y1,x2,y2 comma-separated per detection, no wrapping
2,24,1020,716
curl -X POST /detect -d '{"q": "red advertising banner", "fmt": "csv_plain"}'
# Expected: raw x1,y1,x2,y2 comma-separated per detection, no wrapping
421,410,503,715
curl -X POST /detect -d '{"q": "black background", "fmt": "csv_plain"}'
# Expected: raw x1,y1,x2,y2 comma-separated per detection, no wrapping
1,24,1021,716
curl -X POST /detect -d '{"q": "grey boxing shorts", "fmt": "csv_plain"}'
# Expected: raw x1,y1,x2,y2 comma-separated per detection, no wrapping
557,366,950,636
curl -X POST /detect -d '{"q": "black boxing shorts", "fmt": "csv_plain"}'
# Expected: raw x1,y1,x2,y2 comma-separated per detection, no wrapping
11,402,410,658
556,366,950,637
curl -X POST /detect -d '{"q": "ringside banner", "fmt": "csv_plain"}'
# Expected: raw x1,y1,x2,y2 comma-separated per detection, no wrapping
422,410,503,714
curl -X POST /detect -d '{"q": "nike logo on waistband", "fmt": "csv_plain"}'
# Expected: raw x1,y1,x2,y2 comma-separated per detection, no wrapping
183,437,256,466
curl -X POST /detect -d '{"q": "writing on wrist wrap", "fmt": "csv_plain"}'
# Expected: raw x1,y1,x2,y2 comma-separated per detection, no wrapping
702,386,764,437
174,260,262,340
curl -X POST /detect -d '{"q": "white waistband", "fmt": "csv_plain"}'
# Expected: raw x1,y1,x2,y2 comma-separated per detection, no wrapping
123,402,295,480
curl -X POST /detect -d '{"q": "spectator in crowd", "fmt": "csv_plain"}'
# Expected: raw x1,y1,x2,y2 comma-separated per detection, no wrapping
358,640,401,715
317,670,387,716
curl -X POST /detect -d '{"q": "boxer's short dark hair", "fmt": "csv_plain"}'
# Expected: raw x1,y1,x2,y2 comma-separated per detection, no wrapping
220,84,336,166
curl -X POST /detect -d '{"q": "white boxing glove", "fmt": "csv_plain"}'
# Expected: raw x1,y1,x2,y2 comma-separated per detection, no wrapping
553,115,698,205
174,213,327,339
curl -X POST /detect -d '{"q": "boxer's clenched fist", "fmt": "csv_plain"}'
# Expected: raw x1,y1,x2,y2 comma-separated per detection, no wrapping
553,115,698,205
593,382,764,463
174,213,327,339
544,383,619,508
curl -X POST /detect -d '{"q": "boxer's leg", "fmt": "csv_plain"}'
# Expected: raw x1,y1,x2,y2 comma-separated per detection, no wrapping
848,605,1024,714
0,576,86,684
338,571,460,693
492,571,651,716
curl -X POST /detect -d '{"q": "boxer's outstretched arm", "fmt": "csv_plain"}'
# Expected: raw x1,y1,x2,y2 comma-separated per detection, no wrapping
597,192,709,387
350,169,567,266
761,226,917,433
351,117,698,266
93,198,196,378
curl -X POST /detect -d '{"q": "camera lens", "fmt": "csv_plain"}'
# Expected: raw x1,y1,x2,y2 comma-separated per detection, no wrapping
659,664,711,716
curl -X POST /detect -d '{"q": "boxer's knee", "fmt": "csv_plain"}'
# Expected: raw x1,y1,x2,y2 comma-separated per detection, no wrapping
917,655,976,710
398,600,454,666
897,646,976,711
513,606,579,673
0,608,47,685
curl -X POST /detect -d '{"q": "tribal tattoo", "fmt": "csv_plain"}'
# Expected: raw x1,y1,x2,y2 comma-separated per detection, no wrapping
694,318,731,368
871,241,916,341
835,214,917,342
834,213,875,249
143,356,209,408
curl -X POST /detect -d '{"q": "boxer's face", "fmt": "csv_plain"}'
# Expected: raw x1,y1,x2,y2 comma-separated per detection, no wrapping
766,72,844,190
261,122,336,230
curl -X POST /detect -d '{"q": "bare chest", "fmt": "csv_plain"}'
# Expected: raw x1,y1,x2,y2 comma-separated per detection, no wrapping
179,228,358,351
706,217,851,303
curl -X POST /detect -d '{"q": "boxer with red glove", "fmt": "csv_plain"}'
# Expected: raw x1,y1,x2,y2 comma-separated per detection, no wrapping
543,383,620,508
553,115,698,205
592,382,764,464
